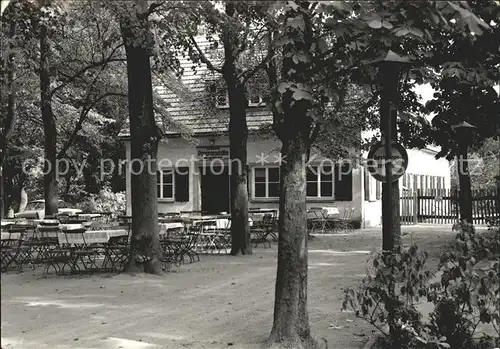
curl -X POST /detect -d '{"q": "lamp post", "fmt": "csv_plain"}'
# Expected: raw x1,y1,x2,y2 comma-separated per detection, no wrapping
369,50,412,252
452,121,476,224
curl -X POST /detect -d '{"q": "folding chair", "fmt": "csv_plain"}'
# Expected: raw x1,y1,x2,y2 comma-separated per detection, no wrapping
1,227,26,272
331,207,355,233
307,207,328,234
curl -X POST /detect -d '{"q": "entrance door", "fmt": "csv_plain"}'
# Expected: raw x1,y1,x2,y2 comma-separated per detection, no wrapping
200,166,230,214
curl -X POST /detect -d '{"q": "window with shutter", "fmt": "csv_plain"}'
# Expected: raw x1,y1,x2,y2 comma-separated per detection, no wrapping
334,164,352,201
175,167,189,202
157,169,174,199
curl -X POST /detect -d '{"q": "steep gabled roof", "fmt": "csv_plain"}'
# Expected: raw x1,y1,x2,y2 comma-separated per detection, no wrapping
118,37,273,139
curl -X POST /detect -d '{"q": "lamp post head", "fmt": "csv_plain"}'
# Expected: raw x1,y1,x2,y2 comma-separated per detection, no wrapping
452,121,476,132
365,50,413,66
452,121,476,143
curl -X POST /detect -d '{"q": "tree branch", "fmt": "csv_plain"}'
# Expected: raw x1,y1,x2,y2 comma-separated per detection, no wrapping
187,34,223,74
57,91,126,159
240,36,277,84
50,43,125,98
148,0,167,15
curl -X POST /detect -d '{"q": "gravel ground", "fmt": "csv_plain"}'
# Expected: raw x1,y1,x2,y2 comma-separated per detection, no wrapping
1,227,459,349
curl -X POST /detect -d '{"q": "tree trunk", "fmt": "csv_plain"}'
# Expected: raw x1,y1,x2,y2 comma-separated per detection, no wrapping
268,135,317,349
19,186,28,213
83,153,100,194
0,171,5,217
120,3,162,275
221,2,251,256
0,12,17,218
268,6,317,346
457,147,473,223
227,81,251,255
39,9,58,217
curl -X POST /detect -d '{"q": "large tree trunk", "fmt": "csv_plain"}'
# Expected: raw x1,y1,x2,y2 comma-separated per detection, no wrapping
457,147,473,223
120,2,162,275
222,2,251,256
39,4,58,217
226,80,251,255
0,11,17,218
269,135,317,349
268,5,317,347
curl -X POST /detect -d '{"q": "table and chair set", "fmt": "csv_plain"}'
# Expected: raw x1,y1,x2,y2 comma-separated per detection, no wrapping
0,217,130,275
0,210,281,275
1,206,352,274
307,206,356,233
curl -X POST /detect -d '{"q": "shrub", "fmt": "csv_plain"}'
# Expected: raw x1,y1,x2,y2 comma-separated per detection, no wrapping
342,222,500,349
427,222,499,349
78,187,126,214
342,245,431,348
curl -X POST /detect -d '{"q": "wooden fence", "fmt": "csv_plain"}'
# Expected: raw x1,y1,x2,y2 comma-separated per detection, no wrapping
400,188,499,225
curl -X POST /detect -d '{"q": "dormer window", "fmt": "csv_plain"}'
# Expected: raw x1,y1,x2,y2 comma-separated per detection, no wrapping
208,81,229,109
208,81,266,109
217,92,230,108
248,92,264,107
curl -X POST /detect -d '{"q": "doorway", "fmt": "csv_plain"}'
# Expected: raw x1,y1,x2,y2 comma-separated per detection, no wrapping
200,166,230,214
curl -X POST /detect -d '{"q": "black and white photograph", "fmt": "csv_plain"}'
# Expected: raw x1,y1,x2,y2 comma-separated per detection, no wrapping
0,1,499,348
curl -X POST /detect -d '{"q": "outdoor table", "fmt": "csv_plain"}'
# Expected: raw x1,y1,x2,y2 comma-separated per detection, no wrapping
322,207,340,216
1,232,22,240
159,222,184,235
46,229,129,275
57,229,128,245
192,218,253,229
77,213,102,220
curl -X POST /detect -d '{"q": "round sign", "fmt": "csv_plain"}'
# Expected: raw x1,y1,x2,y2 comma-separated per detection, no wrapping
366,141,408,182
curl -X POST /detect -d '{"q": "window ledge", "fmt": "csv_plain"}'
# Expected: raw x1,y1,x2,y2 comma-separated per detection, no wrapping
306,197,336,202
251,197,279,203
158,199,175,203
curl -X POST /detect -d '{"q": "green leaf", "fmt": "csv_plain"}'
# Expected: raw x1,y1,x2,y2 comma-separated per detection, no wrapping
292,89,313,101
368,19,382,29
394,27,410,37
409,27,424,38
287,16,305,31
277,82,291,94
382,20,393,29
286,1,299,11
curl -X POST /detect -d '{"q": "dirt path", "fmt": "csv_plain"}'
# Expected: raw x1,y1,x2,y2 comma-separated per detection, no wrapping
1,228,456,349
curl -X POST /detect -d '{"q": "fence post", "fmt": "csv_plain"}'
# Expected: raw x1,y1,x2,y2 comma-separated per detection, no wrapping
413,190,418,224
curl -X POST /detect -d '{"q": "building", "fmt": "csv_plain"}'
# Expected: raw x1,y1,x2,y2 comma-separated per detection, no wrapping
118,39,451,228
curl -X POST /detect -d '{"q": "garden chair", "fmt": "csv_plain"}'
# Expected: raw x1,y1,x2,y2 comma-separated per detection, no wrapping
102,235,129,272
331,207,355,233
250,213,274,247
1,227,27,272
307,207,329,234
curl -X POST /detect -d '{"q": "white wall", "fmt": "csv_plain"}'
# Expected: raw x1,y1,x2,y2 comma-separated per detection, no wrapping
362,147,452,227
124,134,364,221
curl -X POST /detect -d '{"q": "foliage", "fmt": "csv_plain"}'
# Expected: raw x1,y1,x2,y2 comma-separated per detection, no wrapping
77,187,125,214
429,222,500,349
342,245,431,348
343,223,500,349
450,138,500,191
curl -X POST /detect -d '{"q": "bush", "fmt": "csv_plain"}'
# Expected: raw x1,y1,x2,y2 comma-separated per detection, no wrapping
343,222,500,349
78,187,126,214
